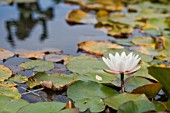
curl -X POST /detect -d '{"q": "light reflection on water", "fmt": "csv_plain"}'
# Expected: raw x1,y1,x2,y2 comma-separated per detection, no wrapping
0,0,112,55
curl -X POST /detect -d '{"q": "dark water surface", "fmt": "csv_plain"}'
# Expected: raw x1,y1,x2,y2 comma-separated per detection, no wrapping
0,0,112,55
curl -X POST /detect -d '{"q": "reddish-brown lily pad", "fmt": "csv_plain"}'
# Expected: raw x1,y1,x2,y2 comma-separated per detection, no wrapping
0,48,14,61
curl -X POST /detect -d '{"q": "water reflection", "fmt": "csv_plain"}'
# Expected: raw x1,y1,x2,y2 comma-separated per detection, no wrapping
5,0,54,47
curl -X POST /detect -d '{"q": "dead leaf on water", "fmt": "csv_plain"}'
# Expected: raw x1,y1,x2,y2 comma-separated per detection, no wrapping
0,48,15,61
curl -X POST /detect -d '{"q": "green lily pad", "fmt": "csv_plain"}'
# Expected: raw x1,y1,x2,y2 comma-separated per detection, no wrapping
148,67,170,91
74,97,105,112
0,95,29,113
0,81,17,87
79,70,121,87
117,100,155,113
0,65,12,82
124,76,153,92
20,60,54,72
0,87,21,99
132,82,162,98
66,59,108,74
9,74,28,83
57,108,79,113
67,80,117,101
27,72,75,90
104,93,149,110
17,101,66,113
131,36,154,45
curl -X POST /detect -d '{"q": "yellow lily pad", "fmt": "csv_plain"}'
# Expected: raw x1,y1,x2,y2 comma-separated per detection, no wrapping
78,41,124,56
0,65,12,82
0,48,14,61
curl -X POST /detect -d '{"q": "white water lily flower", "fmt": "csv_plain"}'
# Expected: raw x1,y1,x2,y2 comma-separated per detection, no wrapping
102,52,141,74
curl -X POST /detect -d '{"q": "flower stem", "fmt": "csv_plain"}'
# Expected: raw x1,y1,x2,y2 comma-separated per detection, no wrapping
120,73,125,93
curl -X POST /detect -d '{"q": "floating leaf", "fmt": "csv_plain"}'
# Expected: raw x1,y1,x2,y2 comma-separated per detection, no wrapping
0,95,29,113
78,41,124,56
131,36,154,46
0,65,12,82
104,93,149,110
74,97,105,112
20,60,54,72
67,81,117,101
66,9,89,24
0,81,17,87
148,67,170,91
132,82,162,98
0,48,14,60
117,100,155,113
17,101,66,113
57,108,79,113
9,74,28,83
124,76,153,92
27,72,75,90
78,70,121,87
66,59,108,74
45,54,68,62
0,87,21,99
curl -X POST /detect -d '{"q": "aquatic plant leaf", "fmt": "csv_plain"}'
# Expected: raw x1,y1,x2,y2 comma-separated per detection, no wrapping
131,36,154,46
78,41,124,56
20,60,54,72
117,100,155,113
66,59,108,74
79,70,120,87
57,108,79,113
0,81,17,87
0,65,12,82
0,87,21,99
66,9,89,24
124,76,153,92
74,97,105,112
0,48,14,60
0,95,29,113
104,93,149,110
45,54,68,63
9,74,28,83
148,67,170,91
67,81,117,101
27,72,75,90
132,82,162,98
17,101,66,113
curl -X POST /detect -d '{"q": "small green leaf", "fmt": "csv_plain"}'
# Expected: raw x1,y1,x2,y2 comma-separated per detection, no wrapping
57,108,79,113
9,74,28,83
104,93,149,110
0,65,12,82
0,87,21,99
20,60,54,72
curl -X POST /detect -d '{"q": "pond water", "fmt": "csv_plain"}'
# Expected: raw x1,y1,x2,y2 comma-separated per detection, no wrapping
0,0,112,55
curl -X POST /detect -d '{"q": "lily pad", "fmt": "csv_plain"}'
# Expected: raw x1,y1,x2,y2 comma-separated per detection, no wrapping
117,100,155,113
104,93,149,110
20,60,54,72
132,82,162,98
78,41,124,56
0,48,14,60
27,72,76,90
131,36,154,46
0,65,12,82
45,54,68,63
148,67,170,91
57,108,79,113
67,80,117,101
0,95,29,113
66,59,108,74
66,9,89,24
74,97,105,112
9,74,28,83
17,101,66,113
124,76,153,92
0,87,21,99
